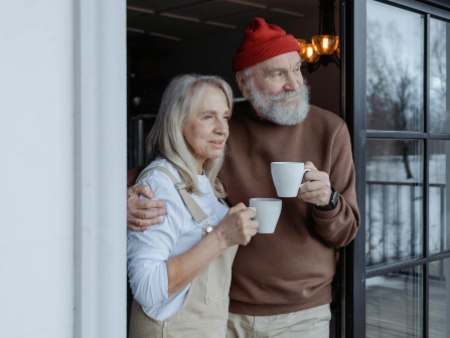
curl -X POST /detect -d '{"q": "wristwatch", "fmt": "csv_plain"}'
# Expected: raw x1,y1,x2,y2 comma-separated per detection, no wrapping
316,188,339,211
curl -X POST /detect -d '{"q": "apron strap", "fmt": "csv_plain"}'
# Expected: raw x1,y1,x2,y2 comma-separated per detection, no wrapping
136,165,208,224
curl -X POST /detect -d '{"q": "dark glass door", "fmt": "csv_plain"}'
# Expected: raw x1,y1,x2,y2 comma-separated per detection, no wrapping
346,0,450,337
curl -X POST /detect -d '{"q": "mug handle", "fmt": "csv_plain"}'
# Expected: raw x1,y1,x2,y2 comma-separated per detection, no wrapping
300,168,312,188
249,206,257,221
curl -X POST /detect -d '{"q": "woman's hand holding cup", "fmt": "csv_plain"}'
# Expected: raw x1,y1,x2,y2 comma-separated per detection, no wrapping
214,203,259,247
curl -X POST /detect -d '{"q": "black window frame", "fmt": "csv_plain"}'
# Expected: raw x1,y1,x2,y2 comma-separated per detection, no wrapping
342,0,450,337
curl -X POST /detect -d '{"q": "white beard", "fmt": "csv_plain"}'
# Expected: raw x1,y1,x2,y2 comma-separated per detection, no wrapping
247,82,310,126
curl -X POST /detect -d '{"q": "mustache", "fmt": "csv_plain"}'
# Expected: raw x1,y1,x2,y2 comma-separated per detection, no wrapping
248,82,310,126
270,88,302,103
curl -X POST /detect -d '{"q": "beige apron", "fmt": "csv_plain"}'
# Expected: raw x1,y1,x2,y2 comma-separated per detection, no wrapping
129,166,238,338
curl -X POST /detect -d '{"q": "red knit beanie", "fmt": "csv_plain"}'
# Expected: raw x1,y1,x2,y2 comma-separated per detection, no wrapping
232,17,300,72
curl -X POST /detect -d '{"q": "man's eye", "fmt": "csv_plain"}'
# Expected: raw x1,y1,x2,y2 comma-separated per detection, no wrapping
270,71,284,79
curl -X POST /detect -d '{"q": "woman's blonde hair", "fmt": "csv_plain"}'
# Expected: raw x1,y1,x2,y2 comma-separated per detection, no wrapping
146,74,233,198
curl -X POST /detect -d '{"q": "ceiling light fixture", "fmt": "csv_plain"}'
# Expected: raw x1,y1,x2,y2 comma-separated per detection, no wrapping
297,0,340,72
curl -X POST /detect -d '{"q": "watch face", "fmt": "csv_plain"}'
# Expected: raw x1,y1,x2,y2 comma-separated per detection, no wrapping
331,190,339,206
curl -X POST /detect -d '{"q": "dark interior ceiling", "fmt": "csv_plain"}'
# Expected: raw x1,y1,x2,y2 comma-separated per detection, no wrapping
127,0,318,42
125,0,325,118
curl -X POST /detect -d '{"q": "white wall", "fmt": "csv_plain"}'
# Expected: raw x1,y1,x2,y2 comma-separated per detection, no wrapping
0,1,127,337
0,1,74,337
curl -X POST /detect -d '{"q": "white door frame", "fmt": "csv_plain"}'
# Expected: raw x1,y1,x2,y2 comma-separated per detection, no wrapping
73,1,127,336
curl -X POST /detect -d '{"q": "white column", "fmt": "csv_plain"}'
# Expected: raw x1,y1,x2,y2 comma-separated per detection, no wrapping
73,0,127,337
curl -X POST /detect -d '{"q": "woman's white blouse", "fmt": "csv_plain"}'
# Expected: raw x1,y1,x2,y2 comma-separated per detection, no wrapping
127,158,228,320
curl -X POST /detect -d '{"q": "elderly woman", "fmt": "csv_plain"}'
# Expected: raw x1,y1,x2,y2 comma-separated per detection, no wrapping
127,74,258,338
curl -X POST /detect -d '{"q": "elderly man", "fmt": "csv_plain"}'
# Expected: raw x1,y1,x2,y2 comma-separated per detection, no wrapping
127,17,359,338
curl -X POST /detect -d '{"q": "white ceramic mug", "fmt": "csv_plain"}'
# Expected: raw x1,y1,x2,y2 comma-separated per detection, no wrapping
249,198,282,234
271,162,310,198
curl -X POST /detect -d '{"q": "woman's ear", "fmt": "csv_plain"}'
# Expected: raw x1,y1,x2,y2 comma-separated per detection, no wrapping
235,72,250,99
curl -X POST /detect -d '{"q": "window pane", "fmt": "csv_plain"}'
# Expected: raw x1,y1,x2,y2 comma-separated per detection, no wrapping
430,19,450,133
429,140,450,255
366,266,423,337
366,140,423,266
429,258,450,338
366,1,424,131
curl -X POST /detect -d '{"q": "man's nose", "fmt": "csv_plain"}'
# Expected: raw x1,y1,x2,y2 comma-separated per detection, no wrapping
283,72,301,91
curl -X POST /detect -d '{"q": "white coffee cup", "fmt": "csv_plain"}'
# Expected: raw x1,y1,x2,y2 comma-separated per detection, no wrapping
249,198,282,234
271,162,310,198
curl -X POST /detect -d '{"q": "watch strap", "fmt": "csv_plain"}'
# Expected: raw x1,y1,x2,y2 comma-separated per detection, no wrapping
316,188,339,211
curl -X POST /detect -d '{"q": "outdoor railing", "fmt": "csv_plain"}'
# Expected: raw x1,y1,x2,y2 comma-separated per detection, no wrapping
366,180,446,278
